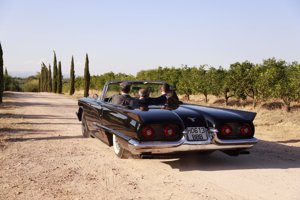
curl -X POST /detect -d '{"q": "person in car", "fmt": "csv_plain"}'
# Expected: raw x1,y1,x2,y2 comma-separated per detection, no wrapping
138,88,150,111
150,83,180,109
111,82,134,106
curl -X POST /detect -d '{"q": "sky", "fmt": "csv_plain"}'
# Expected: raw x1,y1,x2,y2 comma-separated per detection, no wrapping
0,0,300,77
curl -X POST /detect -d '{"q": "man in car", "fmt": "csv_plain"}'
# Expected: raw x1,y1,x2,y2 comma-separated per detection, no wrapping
138,88,150,111
150,83,180,109
111,82,134,106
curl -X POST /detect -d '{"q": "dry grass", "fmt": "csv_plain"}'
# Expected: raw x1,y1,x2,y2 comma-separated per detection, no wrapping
64,89,101,99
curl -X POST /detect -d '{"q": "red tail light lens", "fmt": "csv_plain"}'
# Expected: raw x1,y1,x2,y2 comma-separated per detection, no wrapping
164,126,175,137
240,125,252,136
221,125,233,136
141,126,155,139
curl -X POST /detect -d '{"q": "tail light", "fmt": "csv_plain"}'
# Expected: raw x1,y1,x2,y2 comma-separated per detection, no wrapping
240,125,252,136
164,126,175,138
221,124,233,136
141,126,155,139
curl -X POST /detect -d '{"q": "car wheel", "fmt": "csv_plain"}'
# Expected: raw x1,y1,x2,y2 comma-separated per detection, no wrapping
81,112,90,138
113,135,131,159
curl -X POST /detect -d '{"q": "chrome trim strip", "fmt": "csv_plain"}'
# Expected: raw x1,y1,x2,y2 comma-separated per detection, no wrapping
124,135,257,155
128,137,185,149
124,139,254,154
213,134,258,145
94,123,258,155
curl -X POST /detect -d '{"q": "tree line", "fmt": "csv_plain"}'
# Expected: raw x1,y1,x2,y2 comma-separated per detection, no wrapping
135,60,299,111
38,51,90,97
72,58,299,111
0,43,3,103
0,42,299,111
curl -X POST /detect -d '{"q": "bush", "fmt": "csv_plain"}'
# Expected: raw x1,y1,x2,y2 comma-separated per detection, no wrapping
22,79,39,92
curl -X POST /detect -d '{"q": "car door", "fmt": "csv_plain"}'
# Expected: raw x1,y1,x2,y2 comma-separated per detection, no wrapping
84,99,112,145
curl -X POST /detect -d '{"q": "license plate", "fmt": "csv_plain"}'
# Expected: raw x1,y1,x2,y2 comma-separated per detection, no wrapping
186,127,208,141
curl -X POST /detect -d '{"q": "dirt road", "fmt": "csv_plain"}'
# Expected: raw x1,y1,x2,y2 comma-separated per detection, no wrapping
0,92,299,200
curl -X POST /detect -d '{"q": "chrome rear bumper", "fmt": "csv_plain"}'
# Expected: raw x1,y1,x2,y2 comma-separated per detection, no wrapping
119,135,258,155
94,123,258,155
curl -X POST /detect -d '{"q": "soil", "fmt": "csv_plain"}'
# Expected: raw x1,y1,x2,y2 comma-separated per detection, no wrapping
0,92,299,200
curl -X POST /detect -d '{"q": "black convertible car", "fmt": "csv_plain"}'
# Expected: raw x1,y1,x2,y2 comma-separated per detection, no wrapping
77,81,258,158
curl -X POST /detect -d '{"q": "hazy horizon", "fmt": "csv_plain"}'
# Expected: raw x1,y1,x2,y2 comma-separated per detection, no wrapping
1,0,300,77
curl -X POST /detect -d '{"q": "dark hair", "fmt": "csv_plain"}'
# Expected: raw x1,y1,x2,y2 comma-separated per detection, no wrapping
120,82,131,93
139,88,149,98
161,83,171,93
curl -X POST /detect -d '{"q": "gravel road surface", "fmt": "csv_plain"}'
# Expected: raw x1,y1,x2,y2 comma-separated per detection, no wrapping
0,92,299,200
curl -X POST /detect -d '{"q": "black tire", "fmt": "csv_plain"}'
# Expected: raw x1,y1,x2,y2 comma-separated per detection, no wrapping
113,135,132,159
81,112,90,138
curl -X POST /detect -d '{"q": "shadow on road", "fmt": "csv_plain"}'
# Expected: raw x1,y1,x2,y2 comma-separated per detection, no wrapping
0,128,58,135
5,135,83,142
16,122,80,125
275,139,300,144
0,113,76,120
2,101,76,108
160,140,300,171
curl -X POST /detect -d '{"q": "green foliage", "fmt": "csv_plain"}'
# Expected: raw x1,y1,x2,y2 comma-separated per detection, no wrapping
0,42,3,103
69,56,75,95
44,63,49,91
22,76,39,92
75,77,84,90
5,50,300,112
205,67,224,97
57,61,62,93
176,66,193,100
290,63,300,101
3,71,28,92
39,63,49,92
4,68,10,90
136,68,160,80
84,54,90,97
228,61,254,99
63,78,71,94
226,61,258,106
4,74,22,91
48,64,52,92
261,59,299,111
53,51,58,93
157,67,181,89
193,66,210,102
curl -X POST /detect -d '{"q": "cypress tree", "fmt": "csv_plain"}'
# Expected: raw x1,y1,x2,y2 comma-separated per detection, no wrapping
4,68,8,91
38,74,41,92
84,54,90,97
45,65,49,92
69,56,75,95
0,42,3,103
58,61,62,93
42,63,48,92
53,51,57,93
48,64,52,92
40,66,43,92
43,66,46,92
40,63,48,92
